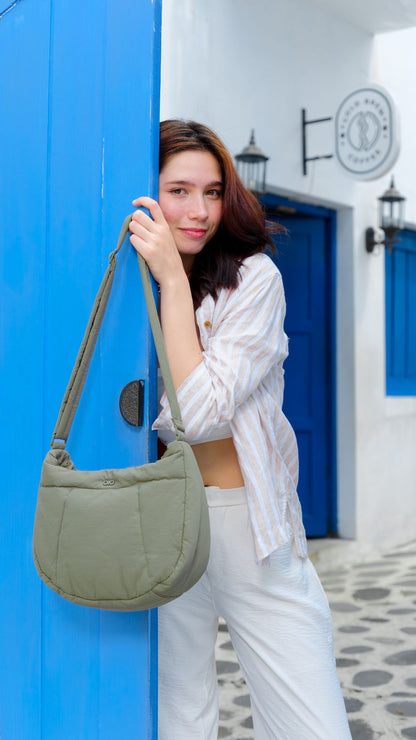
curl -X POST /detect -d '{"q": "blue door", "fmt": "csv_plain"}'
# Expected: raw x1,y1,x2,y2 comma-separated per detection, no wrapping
0,2,161,738
269,213,334,536
385,228,416,396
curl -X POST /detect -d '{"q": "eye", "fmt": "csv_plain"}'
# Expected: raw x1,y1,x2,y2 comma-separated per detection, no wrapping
169,187,186,196
206,188,223,199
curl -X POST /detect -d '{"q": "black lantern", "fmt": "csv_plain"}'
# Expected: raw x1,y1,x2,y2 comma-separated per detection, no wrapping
366,177,406,255
235,130,269,194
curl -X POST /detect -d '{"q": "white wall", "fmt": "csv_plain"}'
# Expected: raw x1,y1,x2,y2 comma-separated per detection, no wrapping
161,0,374,206
356,27,416,548
161,0,416,556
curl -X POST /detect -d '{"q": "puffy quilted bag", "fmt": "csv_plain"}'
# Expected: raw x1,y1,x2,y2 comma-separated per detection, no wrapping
33,215,210,610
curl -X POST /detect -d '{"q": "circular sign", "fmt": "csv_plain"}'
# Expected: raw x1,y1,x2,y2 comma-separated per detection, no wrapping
335,86,400,180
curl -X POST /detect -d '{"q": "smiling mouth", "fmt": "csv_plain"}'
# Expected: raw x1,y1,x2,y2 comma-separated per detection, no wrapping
180,228,207,238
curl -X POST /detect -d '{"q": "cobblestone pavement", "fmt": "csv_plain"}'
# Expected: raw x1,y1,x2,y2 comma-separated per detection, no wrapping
216,541,416,739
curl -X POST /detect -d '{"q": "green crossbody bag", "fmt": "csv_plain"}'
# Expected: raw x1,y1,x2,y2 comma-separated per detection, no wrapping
33,215,210,611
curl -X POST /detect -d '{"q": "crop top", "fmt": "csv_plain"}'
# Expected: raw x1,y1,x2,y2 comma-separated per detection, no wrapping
157,369,232,446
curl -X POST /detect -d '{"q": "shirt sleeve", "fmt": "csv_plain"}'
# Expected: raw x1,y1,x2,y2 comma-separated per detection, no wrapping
153,254,288,440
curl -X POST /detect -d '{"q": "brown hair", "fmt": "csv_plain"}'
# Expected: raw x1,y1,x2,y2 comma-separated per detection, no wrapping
159,120,280,307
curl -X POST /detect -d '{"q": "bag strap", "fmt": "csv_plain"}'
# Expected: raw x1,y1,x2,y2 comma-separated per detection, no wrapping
51,214,186,448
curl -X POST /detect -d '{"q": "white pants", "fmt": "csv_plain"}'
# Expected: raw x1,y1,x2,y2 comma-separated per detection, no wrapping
158,486,352,740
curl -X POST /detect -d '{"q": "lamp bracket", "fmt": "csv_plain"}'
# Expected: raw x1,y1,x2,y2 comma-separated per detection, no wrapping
365,227,401,256
302,108,333,176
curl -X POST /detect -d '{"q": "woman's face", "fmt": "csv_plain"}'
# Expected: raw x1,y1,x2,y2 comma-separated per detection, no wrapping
158,150,223,269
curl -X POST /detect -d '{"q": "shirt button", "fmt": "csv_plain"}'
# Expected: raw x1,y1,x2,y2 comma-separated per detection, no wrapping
204,321,211,327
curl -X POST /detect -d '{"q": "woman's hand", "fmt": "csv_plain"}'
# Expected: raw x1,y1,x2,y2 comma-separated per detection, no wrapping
129,196,185,286
129,196,202,388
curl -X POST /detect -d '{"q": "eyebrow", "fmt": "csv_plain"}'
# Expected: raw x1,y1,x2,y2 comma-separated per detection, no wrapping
164,180,223,187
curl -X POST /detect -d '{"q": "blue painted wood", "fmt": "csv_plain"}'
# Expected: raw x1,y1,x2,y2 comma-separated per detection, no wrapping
0,3,50,737
270,216,331,536
386,229,416,396
327,212,339,536
0,1,161,738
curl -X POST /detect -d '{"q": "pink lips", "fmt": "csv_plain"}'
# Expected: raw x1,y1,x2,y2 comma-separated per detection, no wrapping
180,228,207,239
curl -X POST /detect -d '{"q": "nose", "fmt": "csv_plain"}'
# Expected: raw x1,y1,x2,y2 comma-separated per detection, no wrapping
188,194,208,221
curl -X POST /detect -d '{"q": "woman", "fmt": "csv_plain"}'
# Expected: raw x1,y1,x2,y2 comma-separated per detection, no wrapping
129,120,351,740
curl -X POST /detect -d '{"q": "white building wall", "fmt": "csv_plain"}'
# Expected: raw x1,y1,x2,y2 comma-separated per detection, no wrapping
160,0,416,558
357,26,416,549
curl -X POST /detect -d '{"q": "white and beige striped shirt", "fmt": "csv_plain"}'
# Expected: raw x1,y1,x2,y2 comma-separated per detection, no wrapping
153,252,308,562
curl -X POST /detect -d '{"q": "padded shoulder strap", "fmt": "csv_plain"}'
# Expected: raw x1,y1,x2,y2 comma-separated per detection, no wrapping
51,214,186,448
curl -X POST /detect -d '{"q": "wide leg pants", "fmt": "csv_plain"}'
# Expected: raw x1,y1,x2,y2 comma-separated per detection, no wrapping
158,486,352,739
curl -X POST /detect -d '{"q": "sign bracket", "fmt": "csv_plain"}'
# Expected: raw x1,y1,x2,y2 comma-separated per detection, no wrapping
302,108,333,176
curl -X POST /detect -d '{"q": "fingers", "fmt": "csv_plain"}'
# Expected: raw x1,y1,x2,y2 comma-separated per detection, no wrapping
128,198,168,261
129,230,149,259
129,222,156,262
129,218,152,243
129,208,154,235
128,196,179,284
132,196,156,207
132,196,165,224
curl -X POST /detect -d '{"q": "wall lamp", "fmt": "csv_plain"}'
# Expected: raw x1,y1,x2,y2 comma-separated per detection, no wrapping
235,130,269,195
366,177,406,255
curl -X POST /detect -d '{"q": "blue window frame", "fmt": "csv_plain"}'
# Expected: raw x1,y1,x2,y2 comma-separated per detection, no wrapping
385,228,416,395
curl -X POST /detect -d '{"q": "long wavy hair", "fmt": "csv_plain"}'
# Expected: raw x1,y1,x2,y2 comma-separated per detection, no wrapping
159,120,280,308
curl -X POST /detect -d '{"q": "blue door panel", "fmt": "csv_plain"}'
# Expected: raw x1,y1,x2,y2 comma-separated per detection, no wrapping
409,253,416,378
296,432,312,513
0,1,161,737
284,332,312,418
271,216,330,536
391,250,408,376
0,2,51,737
386,230,416,395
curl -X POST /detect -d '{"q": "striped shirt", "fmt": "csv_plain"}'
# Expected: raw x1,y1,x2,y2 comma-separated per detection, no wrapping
153,252,308,562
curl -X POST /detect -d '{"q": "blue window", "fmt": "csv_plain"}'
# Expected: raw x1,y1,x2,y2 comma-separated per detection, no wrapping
385,228,416,395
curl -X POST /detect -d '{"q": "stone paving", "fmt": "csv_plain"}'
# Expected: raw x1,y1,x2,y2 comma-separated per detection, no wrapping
215,541,416,739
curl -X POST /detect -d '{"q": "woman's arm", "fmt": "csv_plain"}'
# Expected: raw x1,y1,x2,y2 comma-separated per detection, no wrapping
154,254,289,440
129,196,203,388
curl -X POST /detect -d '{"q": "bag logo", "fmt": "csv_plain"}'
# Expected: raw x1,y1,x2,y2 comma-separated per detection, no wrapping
103,479,115,487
